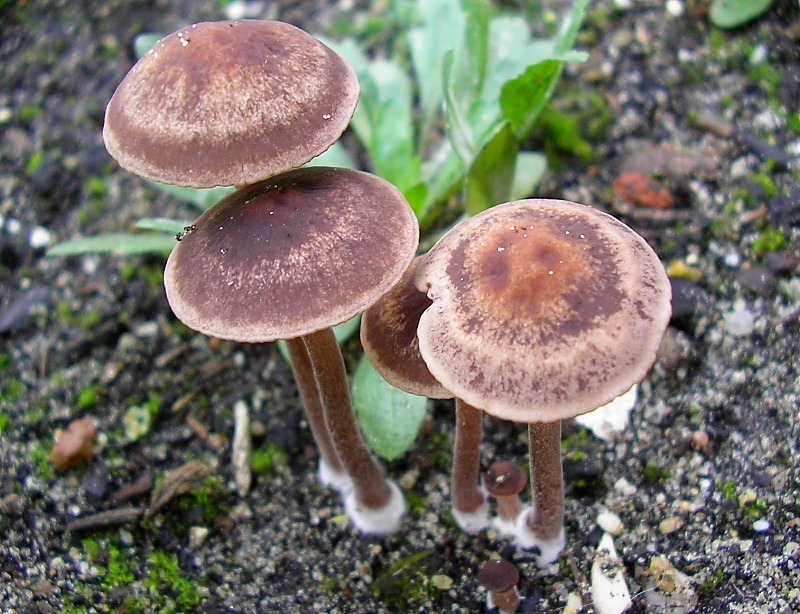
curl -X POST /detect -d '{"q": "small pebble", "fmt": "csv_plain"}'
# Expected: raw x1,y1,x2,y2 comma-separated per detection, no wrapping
188,526,210,549
659,516,684,534
665,0,684,17
724,301,755,336
752,519,771,533
691,430,711,453
614,478,637,497
723,250,742,268
597,510,624,536
749,43,768,66
430,574,453,590
736,267,776,296
783,542,799,556
28,226,52,249
50,418,97,471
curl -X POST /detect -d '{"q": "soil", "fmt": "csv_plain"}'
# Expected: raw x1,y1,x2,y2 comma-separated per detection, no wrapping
1,0,800,613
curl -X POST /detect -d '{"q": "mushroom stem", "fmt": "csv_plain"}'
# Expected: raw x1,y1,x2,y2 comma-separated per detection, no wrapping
302,327,406,534
284,336,350,493
516,420,566,566
451,399,490,533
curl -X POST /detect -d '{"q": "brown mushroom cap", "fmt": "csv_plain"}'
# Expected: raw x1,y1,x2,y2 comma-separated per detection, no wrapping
103,20,359,188
164,167,419,342
415,199,672,424
477,559,520,593
484,460,527,497
361,256,453,399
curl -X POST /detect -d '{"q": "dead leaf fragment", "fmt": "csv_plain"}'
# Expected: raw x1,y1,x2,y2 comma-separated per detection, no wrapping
612,172,674,209
146,460,213,519
50,418,97,471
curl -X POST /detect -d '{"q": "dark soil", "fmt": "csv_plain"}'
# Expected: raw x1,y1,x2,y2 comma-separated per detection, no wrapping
1,0,800,613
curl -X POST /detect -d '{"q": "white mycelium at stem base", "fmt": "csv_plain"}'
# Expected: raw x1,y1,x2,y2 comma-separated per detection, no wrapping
414,199,672,565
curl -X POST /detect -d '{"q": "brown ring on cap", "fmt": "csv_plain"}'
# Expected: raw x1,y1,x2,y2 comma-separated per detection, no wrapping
415,198,672,423
103,20,359,188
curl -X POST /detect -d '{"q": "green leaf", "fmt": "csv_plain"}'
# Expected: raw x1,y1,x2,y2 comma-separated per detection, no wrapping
408,0,467,152
464,123,518,215
352,355,428,460
145,180,235,211
443,50,477,164
460,0,491,98
500,59,564,137
554,0,591,54
709,0,772,28
47,232,176,256
319,37,379,148
135,218,194,234
511,151,547,200
305,141,356,169
368,60,422,191
403,182,428,216
133,32,163,58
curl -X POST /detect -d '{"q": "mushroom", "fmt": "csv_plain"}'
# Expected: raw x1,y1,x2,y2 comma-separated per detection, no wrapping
414,199,672,565
484,460,528,535
164,166,419,535
103,19,359,188
361,257,491,533
477,558,521,614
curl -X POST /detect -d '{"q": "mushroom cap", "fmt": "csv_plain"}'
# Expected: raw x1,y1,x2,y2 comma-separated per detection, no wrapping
361,256,453,399
477,558,520,593
164,167,419,342
484,460,527,497
103,20,359,188
415,199,672,424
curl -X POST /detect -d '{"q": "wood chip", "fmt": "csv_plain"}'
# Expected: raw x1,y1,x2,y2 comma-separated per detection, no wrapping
232,400,252,497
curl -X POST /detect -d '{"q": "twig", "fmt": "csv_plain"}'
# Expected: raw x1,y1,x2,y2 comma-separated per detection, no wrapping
66,507,143,532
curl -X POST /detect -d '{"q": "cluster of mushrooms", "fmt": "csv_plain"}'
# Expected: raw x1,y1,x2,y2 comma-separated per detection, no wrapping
103,19,672,612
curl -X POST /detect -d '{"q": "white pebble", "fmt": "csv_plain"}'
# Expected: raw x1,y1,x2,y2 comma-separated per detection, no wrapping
597,510,624,536
28,226,52,248
724,301,755,336
783,542,799,556
749,43,768,66
614,477,638,497
666,0,684,16
752,519,771,533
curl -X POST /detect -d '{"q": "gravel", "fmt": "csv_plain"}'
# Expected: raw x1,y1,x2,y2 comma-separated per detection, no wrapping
1,0,799,612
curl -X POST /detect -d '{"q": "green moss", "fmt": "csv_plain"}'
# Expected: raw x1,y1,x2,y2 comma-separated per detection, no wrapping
743,498,768,521
643,460,670,485
721,480,737,502
250,442,288,476
698,567,725,595
1,378,25,403
752,227,787,254
0,412,10,433
76,385,102,410
178,475,231,527
145,550,203,612
30,440,54,480
405,491,426,513
373,550,438,613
